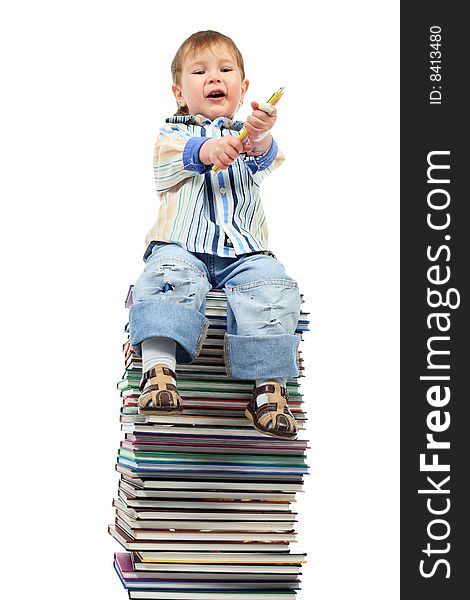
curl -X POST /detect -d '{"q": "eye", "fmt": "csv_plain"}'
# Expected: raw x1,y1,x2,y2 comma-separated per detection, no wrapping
221,67,233,72
192,70,205,75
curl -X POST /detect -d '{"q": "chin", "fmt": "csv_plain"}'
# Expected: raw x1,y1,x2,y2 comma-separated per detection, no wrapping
205,103,236,120
211,110,235,120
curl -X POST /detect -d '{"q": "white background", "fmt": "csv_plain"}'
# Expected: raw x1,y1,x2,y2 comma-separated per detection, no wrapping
0,1,399,598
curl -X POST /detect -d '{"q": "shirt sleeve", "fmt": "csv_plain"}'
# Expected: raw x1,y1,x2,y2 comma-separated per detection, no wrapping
241,137,285,185
153,124,210,193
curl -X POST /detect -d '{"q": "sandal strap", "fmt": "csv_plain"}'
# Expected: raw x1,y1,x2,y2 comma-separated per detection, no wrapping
148,365,177,380
258,410,293,432
142,382,178,394
140,364,177,390
253,401,294,420
139,387,182,410
254,383,289,400
254,402,281,419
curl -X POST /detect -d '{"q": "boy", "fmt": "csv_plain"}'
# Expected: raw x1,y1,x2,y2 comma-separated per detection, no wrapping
130,30,300,439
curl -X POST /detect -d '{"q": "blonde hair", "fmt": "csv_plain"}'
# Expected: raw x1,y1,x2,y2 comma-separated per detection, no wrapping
171,30,245,116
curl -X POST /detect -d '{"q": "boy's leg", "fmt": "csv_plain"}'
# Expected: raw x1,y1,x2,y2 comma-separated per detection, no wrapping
221,254,301,438
222,254,301,380
142,337,177,373
129,243,211,412
130,243,211,362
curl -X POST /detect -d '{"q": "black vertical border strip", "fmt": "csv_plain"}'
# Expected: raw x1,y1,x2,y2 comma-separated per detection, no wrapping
401,3,469,598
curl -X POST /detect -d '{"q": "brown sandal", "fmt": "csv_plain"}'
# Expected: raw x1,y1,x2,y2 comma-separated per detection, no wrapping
245,382,297,439
138,364,183,414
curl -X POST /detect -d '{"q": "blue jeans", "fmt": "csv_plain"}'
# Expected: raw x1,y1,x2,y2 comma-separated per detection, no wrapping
129,243,301,379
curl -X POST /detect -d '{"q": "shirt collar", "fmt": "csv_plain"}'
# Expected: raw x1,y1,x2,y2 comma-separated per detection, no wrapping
166,114,244,132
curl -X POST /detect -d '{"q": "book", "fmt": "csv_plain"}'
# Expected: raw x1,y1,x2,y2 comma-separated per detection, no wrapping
117,469,304,492
118,491,292,512
114,498,296,520
124,589,297,600
121,440,308,457
134,551,306,565
119,551,301,577
120,424,307,439
115,510,296,533
115,516,296,541
109,524,290,552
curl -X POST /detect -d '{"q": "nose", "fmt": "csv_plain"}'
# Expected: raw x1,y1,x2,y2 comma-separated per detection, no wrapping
207,69,222,83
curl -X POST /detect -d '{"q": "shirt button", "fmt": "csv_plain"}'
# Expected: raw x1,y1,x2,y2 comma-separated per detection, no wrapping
219,187,226,194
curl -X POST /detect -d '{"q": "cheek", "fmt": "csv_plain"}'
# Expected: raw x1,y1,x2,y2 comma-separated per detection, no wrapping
231,78,243,96
188,83,203,100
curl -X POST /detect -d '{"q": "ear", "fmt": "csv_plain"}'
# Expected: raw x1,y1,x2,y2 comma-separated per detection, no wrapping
240,79,249,103
172,83,186,108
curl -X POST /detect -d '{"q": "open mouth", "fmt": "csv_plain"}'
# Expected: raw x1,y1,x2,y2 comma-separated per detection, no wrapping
207,90,226,99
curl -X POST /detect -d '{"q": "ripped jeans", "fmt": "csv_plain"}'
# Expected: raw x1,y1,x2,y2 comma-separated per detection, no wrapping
129,243,301,380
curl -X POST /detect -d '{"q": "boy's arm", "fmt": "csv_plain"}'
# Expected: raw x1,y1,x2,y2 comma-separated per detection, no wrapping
246,133,273,157
153,125,210,193
241,138,285,184
239,101,285,183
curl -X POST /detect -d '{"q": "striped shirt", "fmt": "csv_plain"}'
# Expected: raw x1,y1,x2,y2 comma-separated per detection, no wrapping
145,114,285,258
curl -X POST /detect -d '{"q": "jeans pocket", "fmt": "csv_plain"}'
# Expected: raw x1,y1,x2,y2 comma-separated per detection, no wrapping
225,278,298,294
143,241,168,262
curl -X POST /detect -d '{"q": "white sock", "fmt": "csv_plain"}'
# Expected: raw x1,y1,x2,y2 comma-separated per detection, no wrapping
142,337,177,374
255,379,286,406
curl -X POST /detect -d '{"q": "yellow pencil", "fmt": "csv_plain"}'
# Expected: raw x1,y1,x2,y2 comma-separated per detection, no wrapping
212,85,285,173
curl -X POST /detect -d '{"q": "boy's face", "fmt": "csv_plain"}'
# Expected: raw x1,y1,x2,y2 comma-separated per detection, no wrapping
172,43,249,120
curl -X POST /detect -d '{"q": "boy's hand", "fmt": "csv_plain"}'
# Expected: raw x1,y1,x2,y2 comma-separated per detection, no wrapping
199,136,253,171
244,100,277,143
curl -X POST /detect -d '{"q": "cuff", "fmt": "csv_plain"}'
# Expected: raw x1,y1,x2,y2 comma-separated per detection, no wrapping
224,333,300,379
182,137,211,173
243,137,279,174
129,298,209,363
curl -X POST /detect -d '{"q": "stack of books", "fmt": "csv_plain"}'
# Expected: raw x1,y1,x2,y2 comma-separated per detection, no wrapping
109,288,310,600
